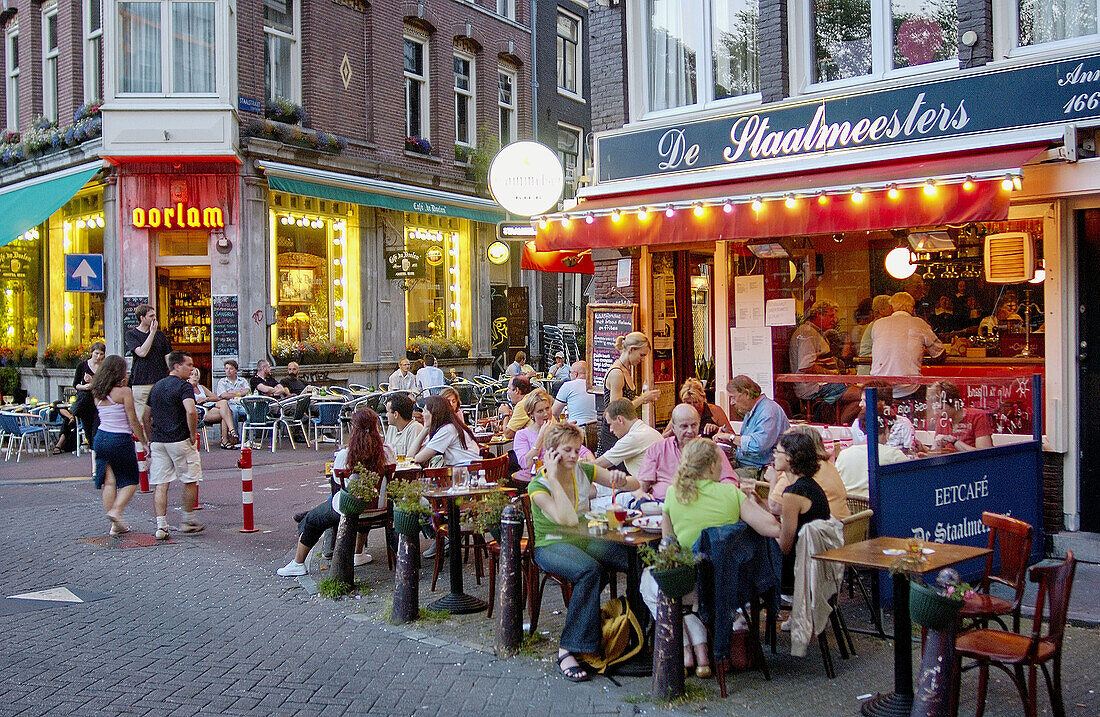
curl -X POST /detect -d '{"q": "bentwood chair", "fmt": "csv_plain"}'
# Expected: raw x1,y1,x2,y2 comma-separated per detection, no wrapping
840,509,886,640
952,552,1077,717
960,511,1035,633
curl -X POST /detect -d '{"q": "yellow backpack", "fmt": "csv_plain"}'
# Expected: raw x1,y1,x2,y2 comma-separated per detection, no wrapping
579,596,644,673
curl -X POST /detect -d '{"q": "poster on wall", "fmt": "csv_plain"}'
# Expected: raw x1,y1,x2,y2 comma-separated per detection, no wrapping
734,275,765,327
122,296,149,335
507,286,529,354
385,249,425,280
212,295,239,357
731,326,775,398
586,303,637,394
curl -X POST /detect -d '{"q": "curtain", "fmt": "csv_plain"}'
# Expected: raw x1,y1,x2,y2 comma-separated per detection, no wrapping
173,2,216,93
673,252,697,388
1019,0,1097,45
647,0,700,110
118,2,161,93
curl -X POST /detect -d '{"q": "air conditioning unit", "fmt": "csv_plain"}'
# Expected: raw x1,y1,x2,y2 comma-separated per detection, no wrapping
984,232,1035,284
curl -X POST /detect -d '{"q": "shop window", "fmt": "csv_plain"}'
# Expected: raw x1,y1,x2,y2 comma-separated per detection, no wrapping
1017,0,1097,47
498,68,517,146
42,5,59,123
557,123,582,199
403,214,471,348
5,25,18,130
404,35,428,141
264,0,299,103
0,227,40,357
46,189,106,349
158,231,209,257
454,52,475,147
557,9,582,98
269,195,359,355
117,0,217,96
84,0,103,102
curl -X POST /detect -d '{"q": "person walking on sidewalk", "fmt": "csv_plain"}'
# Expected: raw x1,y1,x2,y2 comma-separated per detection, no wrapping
125,304,173,424
90,354,148,536
143,350,204,540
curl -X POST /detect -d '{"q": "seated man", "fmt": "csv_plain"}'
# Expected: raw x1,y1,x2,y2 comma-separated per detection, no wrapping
928,380,993,451
717,375,789,479
623,404,737,514
594,398,663,477
250,359,290,398
502,374,535,439
835,411,908,500
552,360,598,451
383,393,423,459
281,361,308,395
789,299,861,424
388,358,417,392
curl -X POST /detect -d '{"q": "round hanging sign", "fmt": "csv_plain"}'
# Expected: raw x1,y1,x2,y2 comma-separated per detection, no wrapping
487,241,510,265
488,140,565,217
425,246,444,266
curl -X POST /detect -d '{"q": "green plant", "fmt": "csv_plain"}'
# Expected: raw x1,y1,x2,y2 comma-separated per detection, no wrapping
639,540,697,571
346,466,382,505
386,478,431,516
467,491,509,534
518,631,550,658
470,124,502,188
0,366,20,395
416,607,451,622
317,577,368,599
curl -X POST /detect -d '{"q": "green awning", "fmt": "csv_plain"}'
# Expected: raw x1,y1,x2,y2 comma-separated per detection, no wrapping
0,163,102,248
260,161,506,225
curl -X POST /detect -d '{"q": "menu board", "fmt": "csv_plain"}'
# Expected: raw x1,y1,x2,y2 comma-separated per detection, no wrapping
122,296,148,334
507,286,528,352
212,295,239,357
586,303,637,394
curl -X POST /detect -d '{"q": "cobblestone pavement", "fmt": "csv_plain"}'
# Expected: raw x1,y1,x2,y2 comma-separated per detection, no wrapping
1,456,1097,716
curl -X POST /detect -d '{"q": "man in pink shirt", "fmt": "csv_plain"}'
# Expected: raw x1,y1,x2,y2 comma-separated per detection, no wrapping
620,403,736,514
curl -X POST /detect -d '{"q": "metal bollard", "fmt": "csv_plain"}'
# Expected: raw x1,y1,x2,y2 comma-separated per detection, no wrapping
135,436,151,493
192,433,203,509
391,524,421,624
495,504,523,658
237,446,257,533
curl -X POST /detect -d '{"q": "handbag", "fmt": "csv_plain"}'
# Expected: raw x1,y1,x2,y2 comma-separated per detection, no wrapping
579,596,644,673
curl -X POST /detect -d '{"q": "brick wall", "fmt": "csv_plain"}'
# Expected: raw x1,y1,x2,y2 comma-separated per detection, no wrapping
592,250,637,304
588,1,625,133
758,0,789,103
958,0,994,69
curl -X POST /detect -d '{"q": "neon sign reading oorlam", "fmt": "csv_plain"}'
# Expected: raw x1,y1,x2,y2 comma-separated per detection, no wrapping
131,204,225,229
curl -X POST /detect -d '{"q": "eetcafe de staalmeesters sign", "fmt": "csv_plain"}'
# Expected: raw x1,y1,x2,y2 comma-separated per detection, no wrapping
597,51,1100,183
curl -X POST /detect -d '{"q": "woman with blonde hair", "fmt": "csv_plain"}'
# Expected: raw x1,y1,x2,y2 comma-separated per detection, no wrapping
641,438,780,676
512,389,553,482
676,377,733,437
598,331,661,454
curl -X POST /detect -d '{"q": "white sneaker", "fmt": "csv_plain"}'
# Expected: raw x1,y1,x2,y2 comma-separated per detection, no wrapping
277,561,307,577
155,527,170,540
423,542,437,559
354,552,373,566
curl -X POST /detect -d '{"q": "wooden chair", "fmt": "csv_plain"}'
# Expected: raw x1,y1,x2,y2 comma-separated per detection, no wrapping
792,525,850,679
952,552,1077,717
467,454,509,485
961,511,1035,633
486,494,534,619
425,467,487,591
331,464,397,569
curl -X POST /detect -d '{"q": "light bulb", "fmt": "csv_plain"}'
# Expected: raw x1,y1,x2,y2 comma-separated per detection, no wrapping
1002,175,1014,191
851,188,864,203
692,204,704,217
611,210,622,222
817,192,829,205
637,208,649,221
585,213,595,224
887,185,899,199
751,198,763,212
723,201,733,214
538,218,548,229
885,246,916,279
784,195,796,209
962,177,975,191
560,216,570,227
665,205,676,218
1013,175,1023,191
923,180,937,196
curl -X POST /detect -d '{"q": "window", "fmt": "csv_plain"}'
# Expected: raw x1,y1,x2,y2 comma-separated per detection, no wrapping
557,123,582,198
49,190,106,347
42,5,59,123
0,225,40,354
557,9,582,97
264,0,299,103
808,0,956,85
117,1,216,95
404,215,471,343
404,36,428,140
497,0,515,20
4,25,17,130
645,0,759,113
1017,0,1097,46
454,53,474,146
84,0,104,101
498,68,517,146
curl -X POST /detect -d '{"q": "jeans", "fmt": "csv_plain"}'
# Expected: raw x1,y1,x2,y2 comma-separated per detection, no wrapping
533,540,630,654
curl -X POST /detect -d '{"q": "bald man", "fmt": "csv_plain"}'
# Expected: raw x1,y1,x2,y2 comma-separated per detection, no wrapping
619,404,737,515
552,360,598,450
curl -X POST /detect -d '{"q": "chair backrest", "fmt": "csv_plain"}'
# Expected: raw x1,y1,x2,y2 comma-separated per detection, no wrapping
453,383,481,406
315,401,343,424
240,396,274,424
1026,551,1076,660
841,509,874,545
421,466,452,489
0,412,19,433
466,454,510,485
326,386,353,397
292,393,312,420
980,511,1035,607
846,497,869,515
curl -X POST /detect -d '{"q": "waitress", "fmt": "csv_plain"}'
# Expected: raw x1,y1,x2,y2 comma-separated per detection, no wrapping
598,332,660,454
72,341,105,447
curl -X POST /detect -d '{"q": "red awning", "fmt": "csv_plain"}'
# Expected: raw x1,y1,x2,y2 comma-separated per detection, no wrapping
536,145,1047,251
520,241,594,273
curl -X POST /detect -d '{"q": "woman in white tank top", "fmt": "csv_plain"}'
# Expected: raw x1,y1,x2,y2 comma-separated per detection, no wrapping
90,355,149,536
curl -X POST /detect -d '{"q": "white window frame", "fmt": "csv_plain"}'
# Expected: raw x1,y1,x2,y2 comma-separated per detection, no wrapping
498,66,517,147
42,4,59,123
992,0,1100,63
556,8,584,101
84,0,104,102
263,0,300,104
454,50,475,147
115,0,219,98
404,33,429,141
557,121,583,198
5,24,18,130
497,0,515,21
787,0,959,98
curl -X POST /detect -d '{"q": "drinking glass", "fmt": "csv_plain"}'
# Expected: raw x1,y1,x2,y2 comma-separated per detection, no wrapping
2,395,12,406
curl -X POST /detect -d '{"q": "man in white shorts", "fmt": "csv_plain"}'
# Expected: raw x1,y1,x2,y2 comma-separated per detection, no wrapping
144,350,204,539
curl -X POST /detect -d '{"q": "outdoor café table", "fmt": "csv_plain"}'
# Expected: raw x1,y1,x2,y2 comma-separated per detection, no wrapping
423,483,513,615
473,433,513,458
813,537,990,717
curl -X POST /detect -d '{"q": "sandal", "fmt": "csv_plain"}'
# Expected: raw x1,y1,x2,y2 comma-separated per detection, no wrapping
107,513,130,536
51,446,64,455
556,652,590,683
227,431,241,445
219,439,235,449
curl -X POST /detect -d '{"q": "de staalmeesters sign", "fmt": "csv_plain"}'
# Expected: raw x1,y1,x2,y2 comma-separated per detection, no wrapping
597,51,1100,183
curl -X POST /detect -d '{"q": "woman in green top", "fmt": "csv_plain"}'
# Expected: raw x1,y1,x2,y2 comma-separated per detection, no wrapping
643,438,780,676
529,422,638,683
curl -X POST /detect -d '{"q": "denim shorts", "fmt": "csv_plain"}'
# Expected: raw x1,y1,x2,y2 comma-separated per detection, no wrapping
93,430,140,489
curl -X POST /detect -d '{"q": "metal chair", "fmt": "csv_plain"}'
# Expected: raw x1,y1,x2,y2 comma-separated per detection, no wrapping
194,406,211,451
275,394,312,449
240,396,278,452
0,411,48,461
324,386,353,397
311,401,345,449
348,383,371,392
840,509,885,640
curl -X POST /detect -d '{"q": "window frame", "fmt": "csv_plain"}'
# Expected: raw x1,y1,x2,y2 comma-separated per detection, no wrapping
263,0,301,104
5,24,18,130
115,0,219,98
42,4,59,123
454,50,476,148
497,66,517,147
556,7,584,101
556,121,583,198
992,0,1100,62
84,0,104,102
404,33,429,142
497,0,515,21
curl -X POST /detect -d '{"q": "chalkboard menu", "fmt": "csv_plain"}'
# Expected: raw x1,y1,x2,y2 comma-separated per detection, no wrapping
586,303,637,394
212,295,239,357
507,286,528,352
122,296,149,334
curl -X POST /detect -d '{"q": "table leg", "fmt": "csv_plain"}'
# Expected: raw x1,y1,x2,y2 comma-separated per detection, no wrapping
428,497,487,615
860,573,913,717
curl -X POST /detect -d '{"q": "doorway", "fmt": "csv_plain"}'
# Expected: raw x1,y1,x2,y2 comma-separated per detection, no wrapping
155,266,212,386
1076,209,1100,532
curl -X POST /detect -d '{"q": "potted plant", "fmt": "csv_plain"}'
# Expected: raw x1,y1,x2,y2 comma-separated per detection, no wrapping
333,467,381,517
639,540,698,600
404,136,432,155
387,478,430,536
909,567,974,630
468,491,509,542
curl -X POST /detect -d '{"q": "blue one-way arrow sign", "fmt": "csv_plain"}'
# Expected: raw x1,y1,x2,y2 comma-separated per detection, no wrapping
64,254,104,293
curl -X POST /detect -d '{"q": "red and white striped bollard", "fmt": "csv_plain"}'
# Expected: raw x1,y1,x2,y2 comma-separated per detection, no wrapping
136,436,151,493
238,445,257,533
192,432,203,509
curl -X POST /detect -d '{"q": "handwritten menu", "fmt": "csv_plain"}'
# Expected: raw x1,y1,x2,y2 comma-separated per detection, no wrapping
212,295,239,357
122,296,148,334
586,303,636,394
